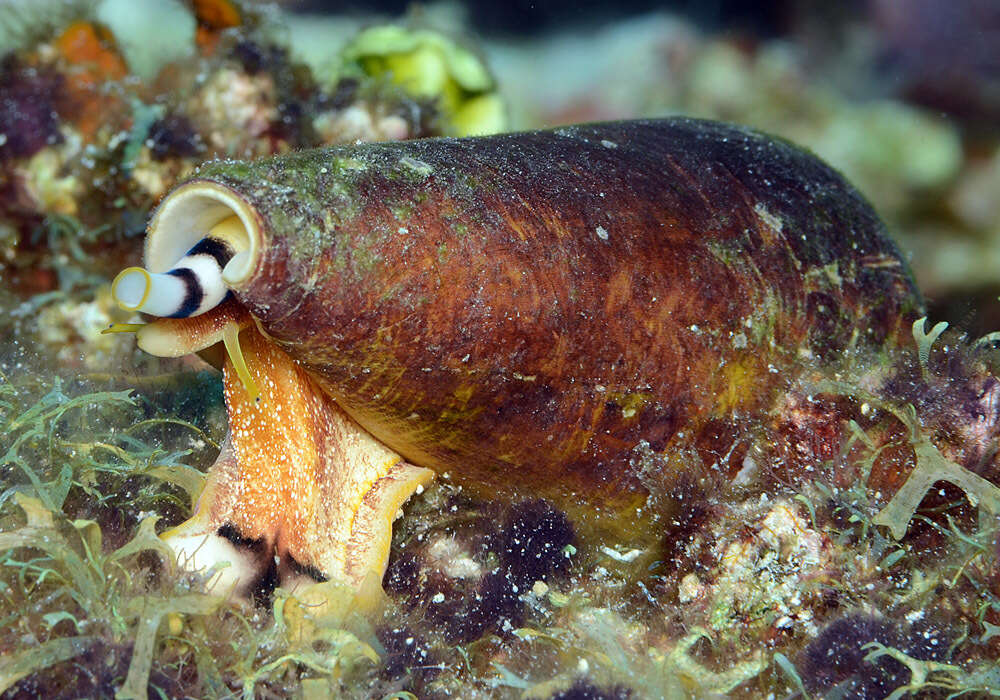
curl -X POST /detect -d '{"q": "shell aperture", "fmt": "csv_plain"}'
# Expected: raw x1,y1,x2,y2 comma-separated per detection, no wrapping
111,215,263,402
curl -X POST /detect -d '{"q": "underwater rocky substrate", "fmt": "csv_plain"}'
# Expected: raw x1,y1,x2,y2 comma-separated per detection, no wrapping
5,307,1000,698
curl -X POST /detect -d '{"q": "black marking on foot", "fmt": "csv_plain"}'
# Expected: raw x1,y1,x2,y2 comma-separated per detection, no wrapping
250,554,280,607
217,523,266,554
287,556,329,583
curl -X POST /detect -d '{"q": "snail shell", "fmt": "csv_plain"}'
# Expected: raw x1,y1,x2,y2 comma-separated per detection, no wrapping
116,118,922,593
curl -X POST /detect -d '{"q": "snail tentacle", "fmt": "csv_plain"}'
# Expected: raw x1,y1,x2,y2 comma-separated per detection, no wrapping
101,322,146,335
223,322,261,404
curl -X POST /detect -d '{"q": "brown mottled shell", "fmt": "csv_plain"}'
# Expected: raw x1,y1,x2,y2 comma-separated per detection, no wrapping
153,118,923,509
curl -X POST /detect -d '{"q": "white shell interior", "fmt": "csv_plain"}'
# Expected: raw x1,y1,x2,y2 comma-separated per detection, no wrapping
145,180,260,287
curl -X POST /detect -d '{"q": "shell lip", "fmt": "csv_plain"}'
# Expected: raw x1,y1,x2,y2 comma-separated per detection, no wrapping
144,179,263,289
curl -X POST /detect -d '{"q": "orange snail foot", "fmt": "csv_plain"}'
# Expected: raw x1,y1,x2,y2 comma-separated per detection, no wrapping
161,324,434,600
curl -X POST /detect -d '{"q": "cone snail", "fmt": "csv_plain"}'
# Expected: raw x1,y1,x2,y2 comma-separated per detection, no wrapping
110,118,922,597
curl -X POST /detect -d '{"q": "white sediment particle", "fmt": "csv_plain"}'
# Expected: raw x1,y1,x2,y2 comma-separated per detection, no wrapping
600,139,617,148
678,573,703,603
426,537,482,579
600,546,642,562
595,225,609,241
754,202,783,232
398,156,433,177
